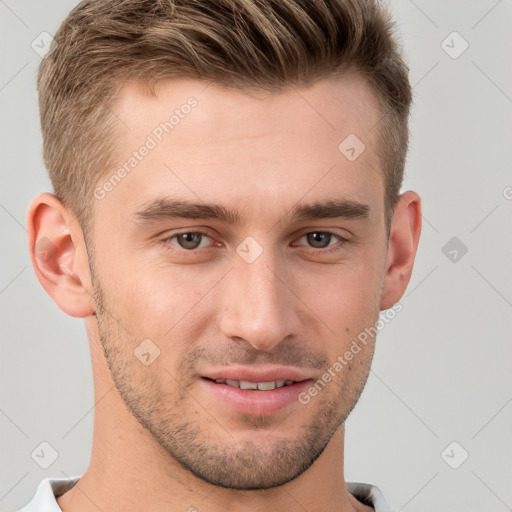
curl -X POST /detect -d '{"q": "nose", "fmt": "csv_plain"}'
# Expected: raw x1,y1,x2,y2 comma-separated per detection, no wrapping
219,249,300,352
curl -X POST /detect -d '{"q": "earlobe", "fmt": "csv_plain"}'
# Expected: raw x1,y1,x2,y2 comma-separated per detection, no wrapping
380,191,422,310
27,193,95,318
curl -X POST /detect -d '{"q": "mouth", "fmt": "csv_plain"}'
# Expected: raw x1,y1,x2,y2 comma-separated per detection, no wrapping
198,368,314,416
203,377,297,390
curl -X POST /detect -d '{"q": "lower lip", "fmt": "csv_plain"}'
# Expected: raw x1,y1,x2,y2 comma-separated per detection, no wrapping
200,378,312,416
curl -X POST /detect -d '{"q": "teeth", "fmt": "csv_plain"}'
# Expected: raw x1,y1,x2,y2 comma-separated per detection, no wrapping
257,381,276,390
240,380,259,390
217,379,294,390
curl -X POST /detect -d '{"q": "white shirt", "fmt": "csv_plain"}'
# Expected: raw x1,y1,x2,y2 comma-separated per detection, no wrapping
17,476,396,511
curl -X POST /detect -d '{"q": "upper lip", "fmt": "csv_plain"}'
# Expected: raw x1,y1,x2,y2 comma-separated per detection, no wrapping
201,366,315,383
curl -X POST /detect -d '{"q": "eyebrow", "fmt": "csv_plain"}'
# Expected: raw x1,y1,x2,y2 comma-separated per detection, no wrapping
132,197,370,225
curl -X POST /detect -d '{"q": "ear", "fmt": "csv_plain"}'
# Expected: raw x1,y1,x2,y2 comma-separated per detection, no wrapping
380,191,422,310
27,192,95,317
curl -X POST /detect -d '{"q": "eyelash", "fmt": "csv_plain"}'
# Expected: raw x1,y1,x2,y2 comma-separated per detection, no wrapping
162,230,348,254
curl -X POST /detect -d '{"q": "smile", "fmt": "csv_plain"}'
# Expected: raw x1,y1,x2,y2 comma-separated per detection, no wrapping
211,378,295,390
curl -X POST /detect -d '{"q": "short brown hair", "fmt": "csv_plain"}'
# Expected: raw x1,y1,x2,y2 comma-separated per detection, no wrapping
37,0,412,232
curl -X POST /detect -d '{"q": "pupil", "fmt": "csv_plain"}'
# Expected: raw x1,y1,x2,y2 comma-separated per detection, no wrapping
308,232,330,248
179,233,201,249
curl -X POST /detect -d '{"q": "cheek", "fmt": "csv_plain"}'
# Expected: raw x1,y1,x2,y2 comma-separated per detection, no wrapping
296,261,384,329
106,261,222,346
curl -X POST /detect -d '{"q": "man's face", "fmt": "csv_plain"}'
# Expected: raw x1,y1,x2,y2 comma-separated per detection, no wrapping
88,75,389,489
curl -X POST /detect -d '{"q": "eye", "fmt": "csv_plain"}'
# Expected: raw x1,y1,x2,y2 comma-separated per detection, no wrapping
162,230,347,254
166,231,214,250
294,231,346,250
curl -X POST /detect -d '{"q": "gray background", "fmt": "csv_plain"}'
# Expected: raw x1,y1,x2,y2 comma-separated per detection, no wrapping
1,1,511,511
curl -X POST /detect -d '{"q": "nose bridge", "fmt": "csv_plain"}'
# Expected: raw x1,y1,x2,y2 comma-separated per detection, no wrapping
219,246,296,352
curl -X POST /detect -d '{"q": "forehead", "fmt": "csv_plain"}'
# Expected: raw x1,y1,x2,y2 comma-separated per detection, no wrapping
115,74,381,146
99,75,385,224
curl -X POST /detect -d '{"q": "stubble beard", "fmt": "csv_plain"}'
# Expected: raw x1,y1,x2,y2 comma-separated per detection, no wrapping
92,278,374,490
